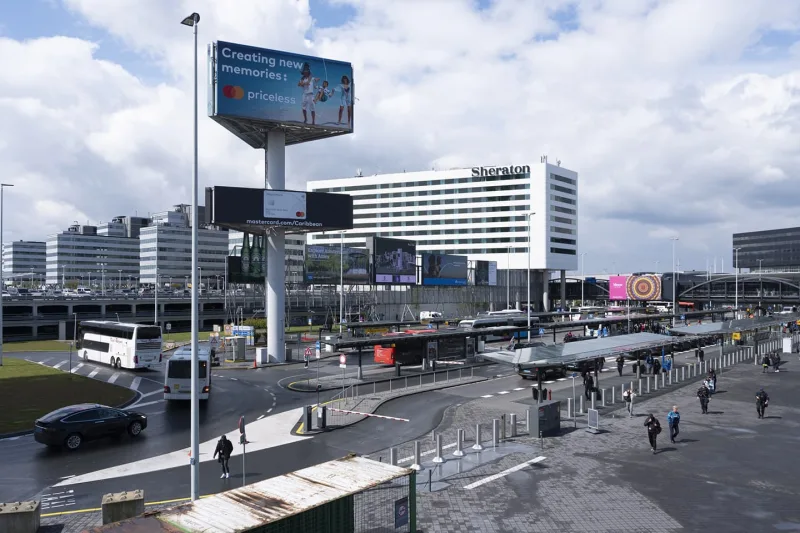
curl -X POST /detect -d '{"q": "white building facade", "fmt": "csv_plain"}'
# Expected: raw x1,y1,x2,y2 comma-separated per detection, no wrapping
3,240,46,282
228,232,305,286
45,225,140,287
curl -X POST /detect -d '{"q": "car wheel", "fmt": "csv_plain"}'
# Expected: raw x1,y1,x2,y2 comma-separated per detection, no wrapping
65,433,82,450
128,421,143,437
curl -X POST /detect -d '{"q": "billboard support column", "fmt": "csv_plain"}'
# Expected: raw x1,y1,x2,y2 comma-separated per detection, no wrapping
542,271,549,312
560,270,566,310
266,130,286,365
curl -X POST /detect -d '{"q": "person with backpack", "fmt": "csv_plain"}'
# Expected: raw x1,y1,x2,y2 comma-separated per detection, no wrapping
756,388,770,419
213,434,234,479
667,406,681,444
762,354,771,373
644,414,662,454
697,383,710,414
623,387,635,417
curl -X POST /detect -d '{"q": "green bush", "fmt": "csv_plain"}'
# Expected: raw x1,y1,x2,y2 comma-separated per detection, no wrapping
242,318,266,329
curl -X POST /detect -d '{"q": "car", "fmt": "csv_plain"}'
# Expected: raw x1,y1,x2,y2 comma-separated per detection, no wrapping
34,404,147,450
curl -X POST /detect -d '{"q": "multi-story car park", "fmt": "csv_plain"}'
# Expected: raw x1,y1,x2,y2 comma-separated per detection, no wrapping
307,162,578,310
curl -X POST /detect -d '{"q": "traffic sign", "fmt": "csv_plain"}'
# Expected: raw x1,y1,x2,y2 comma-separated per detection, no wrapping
538,328,545,336
315,341,321,359
339,354,347,369
307,317,312,326
166,323,172,332
680,315,686,320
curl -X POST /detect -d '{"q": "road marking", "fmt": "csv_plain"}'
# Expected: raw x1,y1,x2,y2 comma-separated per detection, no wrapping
59,475,75,480
326,407,409,422
139,390,162,398
130,377,142,391
513,387,525,391
480,394,494,398
3,436,20,441
464,456,546,490
556,378,567,381
544,380,555,384
257,415,265,420
129,400,164,409
108,372,121,384
229,377,238,381
87,369,100,378
497,391,510,395
53,361,67,369
70,363,85,374
267,408,273,413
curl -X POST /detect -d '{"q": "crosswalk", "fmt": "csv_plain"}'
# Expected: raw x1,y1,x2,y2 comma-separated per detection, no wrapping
25,357,160,394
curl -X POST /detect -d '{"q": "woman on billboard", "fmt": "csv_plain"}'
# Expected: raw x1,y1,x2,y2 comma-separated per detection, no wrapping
338,75,353,125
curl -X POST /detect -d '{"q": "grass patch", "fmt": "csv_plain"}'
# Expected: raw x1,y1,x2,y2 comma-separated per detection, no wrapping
164,331,212,343
0,359,136,435
4,340,75,352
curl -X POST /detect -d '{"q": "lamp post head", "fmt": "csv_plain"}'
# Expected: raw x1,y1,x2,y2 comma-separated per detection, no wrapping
181,13,200,26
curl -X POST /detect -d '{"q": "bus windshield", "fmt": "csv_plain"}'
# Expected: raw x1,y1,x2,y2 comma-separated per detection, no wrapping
137,327,162,340
167,360,207,379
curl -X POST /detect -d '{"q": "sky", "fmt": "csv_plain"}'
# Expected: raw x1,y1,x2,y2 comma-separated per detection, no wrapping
0,0,799,275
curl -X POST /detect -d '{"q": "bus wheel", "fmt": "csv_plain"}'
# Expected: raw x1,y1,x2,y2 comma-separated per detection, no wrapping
116,357,122,369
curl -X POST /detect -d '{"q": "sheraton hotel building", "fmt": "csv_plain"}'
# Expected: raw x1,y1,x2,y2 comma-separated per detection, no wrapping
307,161,579,311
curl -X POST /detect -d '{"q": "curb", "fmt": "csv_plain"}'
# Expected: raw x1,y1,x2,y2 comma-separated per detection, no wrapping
292,375,488,436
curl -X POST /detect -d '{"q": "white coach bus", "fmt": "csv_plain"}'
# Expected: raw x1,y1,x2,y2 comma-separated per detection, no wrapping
163,345,212,401
77,321,163,370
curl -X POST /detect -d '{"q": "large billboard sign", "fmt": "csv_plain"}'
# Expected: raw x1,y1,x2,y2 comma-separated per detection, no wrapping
421,253,468,286
608,276,628,300
367,237,416,284
304,245,369,285
209,41,354,146
206,186,353,234
475,260,497,286
626,275,662,301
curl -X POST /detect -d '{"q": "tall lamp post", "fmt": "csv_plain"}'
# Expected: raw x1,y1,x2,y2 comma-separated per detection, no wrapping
526,212,535,338
734,247,741,317
0,183,13,366
757,258,763,314
506,245,511,310
580,252,587,306
180,11,200,502
339,232,344,335
670,237,679,326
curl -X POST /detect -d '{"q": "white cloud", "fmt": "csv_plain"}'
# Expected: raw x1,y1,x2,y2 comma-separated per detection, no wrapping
0,0,798,273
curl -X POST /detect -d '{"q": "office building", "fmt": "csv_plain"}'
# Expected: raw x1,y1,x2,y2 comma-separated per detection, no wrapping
98,216,150,238
45,224,140,286
733,227,800,273
228,232,305,285
307,162,578,270
3,240,46,283
139,205,228,287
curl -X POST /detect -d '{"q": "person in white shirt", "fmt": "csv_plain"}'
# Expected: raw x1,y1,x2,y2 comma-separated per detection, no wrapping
338,74,353,125
297,62,319,125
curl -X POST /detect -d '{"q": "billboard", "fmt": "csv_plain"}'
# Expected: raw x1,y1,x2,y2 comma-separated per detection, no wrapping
206,186,353,234
368,237,416,284
608,276,628,300
209,41,354,144
626,275,662,301
422,253,468,286
475,260,497,286
304,245,369,284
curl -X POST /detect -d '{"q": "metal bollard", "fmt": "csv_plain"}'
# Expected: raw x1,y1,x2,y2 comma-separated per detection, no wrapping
591,391,596,410
637,378,642,395
612,386,616,404
579,395,585,414
682,367,685,381
661,372,665,388
433,434,444,463
390,447,397,466
411,441,422,471
453,429,465,457
567,397,574,418
492,419,499,447
526,409,532,435
510,414,517,437
601,388,607,407
646,376,651,394
500,414,506,441
669,370,673,385
654,374,658,391
473,424,484,451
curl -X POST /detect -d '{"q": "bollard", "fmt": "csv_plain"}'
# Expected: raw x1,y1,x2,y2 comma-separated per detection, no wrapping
661,372,665,388
591,391,596,410
492,419,500,447
453,429,465,457
473,424,484,451
682,367,685,381
579,395,585,414
669,370,673,385
646,376,651,394
411,441,423,471
654,374,658,391
500,414,506,441
567,397,574,418
601,388,607,407
526,409,532,435
637,378,642,395
390,447,397,466
611,386,616,404
510,414,518,438
433,434,444,463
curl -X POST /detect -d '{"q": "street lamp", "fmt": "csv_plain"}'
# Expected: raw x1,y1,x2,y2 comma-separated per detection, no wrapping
670,237,679,326
0,183,14,366
734,247,741,316
757,258,763,314
654,260,659,274
181,10,201,503
506,245,511,310
117,269,122,290
580,252,587,306
526,212,535,338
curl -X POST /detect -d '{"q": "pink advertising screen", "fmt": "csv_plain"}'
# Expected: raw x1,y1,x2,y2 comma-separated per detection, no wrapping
608,276,628,300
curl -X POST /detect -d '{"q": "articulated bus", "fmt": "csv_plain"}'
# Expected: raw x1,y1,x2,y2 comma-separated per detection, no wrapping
77,321,163,370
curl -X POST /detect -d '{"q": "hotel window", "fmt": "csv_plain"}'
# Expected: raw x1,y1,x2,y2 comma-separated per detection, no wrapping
551,226,576,235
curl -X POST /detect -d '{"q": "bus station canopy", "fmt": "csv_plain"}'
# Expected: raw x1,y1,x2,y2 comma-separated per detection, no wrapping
481,332,683,368
670,313,799,336
320,325,525,351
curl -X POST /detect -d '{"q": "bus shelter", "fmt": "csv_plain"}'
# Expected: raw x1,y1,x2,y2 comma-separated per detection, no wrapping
670,313,800,347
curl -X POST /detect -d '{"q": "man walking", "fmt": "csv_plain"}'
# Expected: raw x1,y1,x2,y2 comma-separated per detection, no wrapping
616,355,625,377
756,388,769,419
667,406,681,443
623,387,635,417
697,383,710,414
644,414,661,454
213,434,234,479
584,372,594,400
698,348,705,363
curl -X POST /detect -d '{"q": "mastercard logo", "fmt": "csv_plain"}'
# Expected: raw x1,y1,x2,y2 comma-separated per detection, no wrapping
296,211,305,217
222,85,244,99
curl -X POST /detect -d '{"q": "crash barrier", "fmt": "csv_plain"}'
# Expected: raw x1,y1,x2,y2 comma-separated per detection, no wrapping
102,491,145,525
0,501,40,533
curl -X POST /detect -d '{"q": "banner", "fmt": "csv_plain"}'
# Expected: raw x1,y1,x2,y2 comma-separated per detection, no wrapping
422,253,468,286
304,245,369,284
608,275,628,300
368,237,416,284
626,275,662,301
475,260,498,286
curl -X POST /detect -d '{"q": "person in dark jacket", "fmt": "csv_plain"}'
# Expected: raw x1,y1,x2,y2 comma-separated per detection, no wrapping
583,372,594,400
761,355,771,373
698,348,705,362
616,355,625,377
756,388,769,419
213,435,234,479
644,414,661,454
697,383,710,414
652,357,661,375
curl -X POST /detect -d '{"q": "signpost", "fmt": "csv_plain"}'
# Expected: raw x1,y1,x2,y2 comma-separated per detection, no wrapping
238,416,247,487
339,353,347,401
315,341,322,407
304,347,311,368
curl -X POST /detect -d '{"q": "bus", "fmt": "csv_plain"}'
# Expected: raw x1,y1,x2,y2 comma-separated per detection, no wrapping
569,306,605,321
77,321,163,370
163,345,211,401
465,315,540,341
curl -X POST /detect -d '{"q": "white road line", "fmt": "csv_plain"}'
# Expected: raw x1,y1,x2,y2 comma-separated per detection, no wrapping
59,475,75,480
257,415,265,420
53,361,67,369
544,380,555,384
464,456,546,490
108,372,121,384
230,377,238,381
480,394,494,398
41,358,53,365
70,363,85,374
130,377,142,391
4,436,20,441
497,391,510,395
512,387,525,391
556,378,567,381
267,408,273,413
139,390,162,398
129,400,164,409
87,369,100,379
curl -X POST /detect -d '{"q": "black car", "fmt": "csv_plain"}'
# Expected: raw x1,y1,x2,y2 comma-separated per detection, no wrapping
34,404,147,450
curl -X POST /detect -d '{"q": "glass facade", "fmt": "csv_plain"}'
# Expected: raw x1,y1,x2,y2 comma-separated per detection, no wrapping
732,227,800,270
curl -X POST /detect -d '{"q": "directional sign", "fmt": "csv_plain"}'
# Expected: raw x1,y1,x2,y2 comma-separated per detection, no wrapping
339,353,347,369
166,323,172,332
315,341,321,359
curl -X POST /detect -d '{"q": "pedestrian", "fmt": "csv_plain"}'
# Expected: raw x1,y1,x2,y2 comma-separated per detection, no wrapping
623,387,635,417
652,357,661,375
707,367,717,390
616,355,625,377
667,406,681,443
698,348,705,363
697,383,710,414
756,388,769,419
644,413,661,454
694,347,699,360
213,434,234,479
761,354,770,373
645,354,653,374
584,372,594,400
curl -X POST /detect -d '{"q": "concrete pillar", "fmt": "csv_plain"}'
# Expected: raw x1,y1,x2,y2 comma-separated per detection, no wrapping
0,501,40,533
100,303,106,317
560,270,567,310
567,398,573,418
541,270,549,312
266,131,286,366
31,324,38,340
